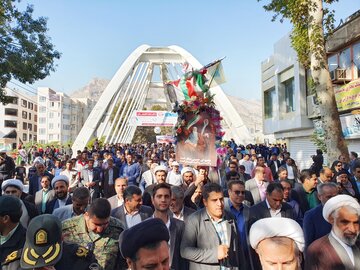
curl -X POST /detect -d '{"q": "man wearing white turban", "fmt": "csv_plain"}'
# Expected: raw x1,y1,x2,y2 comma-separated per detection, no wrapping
249,217,304,270
305,194,360,270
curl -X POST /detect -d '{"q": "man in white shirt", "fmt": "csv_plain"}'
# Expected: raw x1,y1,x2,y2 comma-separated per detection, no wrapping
306,195,360,269
239,154,254,175
166,161,182,186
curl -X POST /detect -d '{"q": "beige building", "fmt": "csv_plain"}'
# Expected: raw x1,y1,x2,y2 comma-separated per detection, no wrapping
0,88,38,150
37,87,96,144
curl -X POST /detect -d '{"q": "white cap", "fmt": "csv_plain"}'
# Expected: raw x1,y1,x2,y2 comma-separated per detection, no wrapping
171,161,179,167
249,217,305,252
51,175,69,188
181,167,195,176
2,179,24,192
154,165,168,175
322,194,360,222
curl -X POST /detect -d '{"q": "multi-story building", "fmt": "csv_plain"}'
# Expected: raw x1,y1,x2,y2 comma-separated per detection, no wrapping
262,10,360,169
37,87,96,144
0,88,38,150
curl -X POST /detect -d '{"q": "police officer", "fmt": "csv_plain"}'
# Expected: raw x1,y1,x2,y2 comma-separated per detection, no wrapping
2,214,99,270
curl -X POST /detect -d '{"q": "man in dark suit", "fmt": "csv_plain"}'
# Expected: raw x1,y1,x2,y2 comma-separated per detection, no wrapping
111,185,152,229
80,158,101,201
35,175,55,214
248,182,295,270
248,182,294,228
170,185,195,222
267,153,281,179
291,169,320,215
101,158,119,198
46,175,72,214
303,182,338,250
28,162,53,196
0,196,26,264
181,183,247,270
224,180,251,265
306,195,360,269
151,183,187,270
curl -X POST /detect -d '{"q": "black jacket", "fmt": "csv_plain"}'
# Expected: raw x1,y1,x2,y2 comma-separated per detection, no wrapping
0,223,26,264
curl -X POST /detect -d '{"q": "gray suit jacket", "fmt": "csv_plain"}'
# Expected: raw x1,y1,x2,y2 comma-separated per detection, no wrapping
180,208,247,270
107,195,123,210
245,178,268,205
111,205,153,229
52,204,75,222
34,189,55,214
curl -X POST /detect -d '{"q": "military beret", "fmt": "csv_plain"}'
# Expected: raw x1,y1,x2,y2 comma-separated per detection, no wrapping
119,218,169,259
51,175,69,188
0,196,22,217
1,179,24,192
337,169,349,177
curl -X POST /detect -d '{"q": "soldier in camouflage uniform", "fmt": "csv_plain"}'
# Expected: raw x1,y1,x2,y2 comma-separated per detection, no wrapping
62,198,126,270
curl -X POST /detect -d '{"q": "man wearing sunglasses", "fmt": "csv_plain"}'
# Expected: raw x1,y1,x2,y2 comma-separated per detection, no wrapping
224,180,250,262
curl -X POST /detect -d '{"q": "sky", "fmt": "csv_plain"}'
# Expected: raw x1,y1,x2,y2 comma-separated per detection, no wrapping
18,0,360,100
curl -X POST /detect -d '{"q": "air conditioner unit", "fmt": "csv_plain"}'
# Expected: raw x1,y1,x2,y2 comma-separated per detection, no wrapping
331,68,351,82
307,95,321,118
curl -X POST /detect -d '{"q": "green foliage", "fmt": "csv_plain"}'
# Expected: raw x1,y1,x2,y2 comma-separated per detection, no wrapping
258,0,338,68
0,0,61,104
86,136,105,149
310,130,327,153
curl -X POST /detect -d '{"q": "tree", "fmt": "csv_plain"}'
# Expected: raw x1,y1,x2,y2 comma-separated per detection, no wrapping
0,0,60,104
258,0,349,162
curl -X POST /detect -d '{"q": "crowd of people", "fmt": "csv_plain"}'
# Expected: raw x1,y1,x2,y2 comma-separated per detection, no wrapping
0,140,360,269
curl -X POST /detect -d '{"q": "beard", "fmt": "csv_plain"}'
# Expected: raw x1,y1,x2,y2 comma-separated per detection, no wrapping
333,223,359,246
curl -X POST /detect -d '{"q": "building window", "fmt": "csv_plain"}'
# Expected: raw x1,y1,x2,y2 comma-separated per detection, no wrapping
4,120,17,128
10,97,18,105
63,114,70,120
63,124,70,130
39,117,46,124
328,54,338,72
284,78,295,113
49,134,54,141
22,111,27,119
49,112,54,118
264,88,276,118
39,96,46,102
354,42,360,78
39,106,46,113
28,123,32,131
34,114,37,122
49,123,54,129
34,125,37,132
29,113,31,120
39,128,46,135
50,102,55,107
339,47,351,70
34,105,38,112
4,108,18,116
28,102,33,110
23,122,27,130
21,99,27,108
23,133,27,141
29,134,32,141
